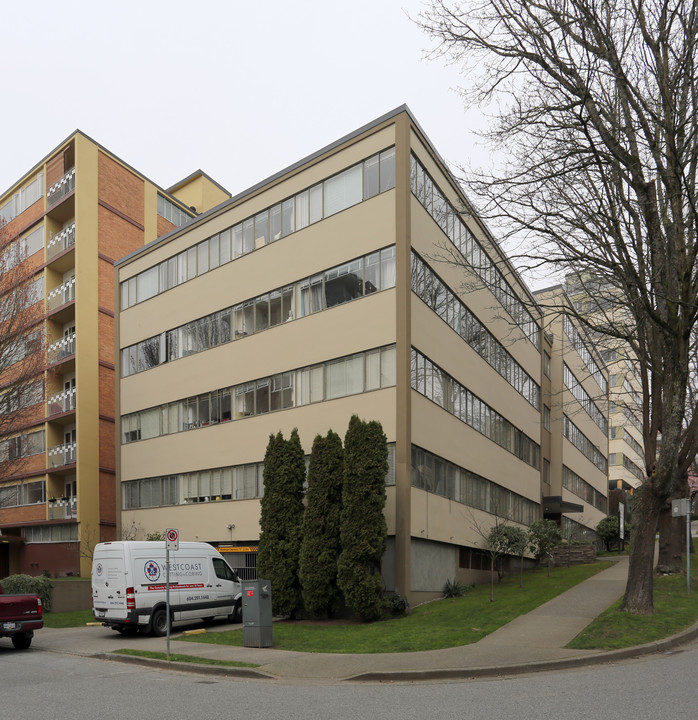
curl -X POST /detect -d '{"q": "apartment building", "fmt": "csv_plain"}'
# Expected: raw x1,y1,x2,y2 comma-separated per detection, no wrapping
0,134,229,578
564,276,645,508
535,287,609,544
116,107,605,600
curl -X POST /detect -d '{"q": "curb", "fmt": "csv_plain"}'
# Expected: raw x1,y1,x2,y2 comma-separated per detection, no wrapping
345,618,698,682
71,615,698,684
94,652,273,680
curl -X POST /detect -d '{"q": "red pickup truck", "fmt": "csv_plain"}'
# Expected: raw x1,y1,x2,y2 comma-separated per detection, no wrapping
0,585,43,649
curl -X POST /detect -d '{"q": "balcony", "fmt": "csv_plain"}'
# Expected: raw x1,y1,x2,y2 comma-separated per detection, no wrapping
48,387,76,417
46,168,75,207
48,441,76,469
48,496,77,520
48,332,76,365
47,223,76,261
47,277,75,313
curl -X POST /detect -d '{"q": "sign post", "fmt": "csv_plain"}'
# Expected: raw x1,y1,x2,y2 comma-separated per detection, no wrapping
671,500,691,596
618,503,625,553
165,528,179,657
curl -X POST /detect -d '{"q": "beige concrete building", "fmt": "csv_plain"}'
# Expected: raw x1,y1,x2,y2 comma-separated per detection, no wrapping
116,107,607,600
564,275,645,509
535,286,609,542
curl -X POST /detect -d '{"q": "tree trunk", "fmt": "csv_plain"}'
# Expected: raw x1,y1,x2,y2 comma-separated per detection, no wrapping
620,485,662,614
490,556,495,602
657,476,690,572
656,497,684,574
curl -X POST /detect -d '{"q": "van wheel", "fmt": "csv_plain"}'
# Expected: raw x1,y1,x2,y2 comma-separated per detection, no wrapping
230,599,242,623
151,608,168,637
11,633,32,650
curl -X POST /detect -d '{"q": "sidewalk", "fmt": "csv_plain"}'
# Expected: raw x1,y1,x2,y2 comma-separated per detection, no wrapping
33,556,698,683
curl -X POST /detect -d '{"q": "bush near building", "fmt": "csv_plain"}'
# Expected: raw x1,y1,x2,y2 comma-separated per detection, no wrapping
299,430,344,617
337,415,389,621
257,429,305,618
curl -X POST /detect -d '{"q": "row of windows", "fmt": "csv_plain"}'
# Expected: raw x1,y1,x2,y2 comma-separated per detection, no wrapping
121,147,397,310
411,348,541,469
563,316,608,393
157,194,194,228
25,523,78,543
563,415,608,473
0,276,45,323
563,364,608,435
0,430,45,463
610,426,644,456
0,173,43,224
1,226,44,271
0,380,44,416
411,252,540,409
122,445,397,510
121,246,396,377
410,154,540,348
0,480,45,509
122,345,397,444
616,404,642,430
609,452,644,481
562,465,607,513
123,463,264,508
411,445,539,526
562,516,602,550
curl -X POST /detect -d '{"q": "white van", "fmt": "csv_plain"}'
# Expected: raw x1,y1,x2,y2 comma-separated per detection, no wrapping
91,541,242,636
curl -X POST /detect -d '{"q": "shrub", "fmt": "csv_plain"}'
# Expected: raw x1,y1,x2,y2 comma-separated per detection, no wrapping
442,578,466,598
338,415,389,621
299,430,344,617
384,591,410,616
257,429,305,618
1,574,52,611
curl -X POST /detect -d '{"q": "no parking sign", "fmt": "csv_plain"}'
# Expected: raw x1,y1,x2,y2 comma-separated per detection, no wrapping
166,528,179,551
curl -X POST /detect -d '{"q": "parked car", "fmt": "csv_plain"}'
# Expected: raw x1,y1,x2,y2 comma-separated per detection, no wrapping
0,585,43,649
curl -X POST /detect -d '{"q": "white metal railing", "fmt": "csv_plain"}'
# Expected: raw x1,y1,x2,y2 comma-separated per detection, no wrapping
47,223,76,260
48,441,76,468
48,496,77,519
46,168,75,207
47,332,76,364
48,387,76,416
47,277,75,312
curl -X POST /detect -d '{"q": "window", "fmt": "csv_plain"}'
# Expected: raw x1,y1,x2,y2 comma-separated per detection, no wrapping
411,347,540,469
544,352,551,378
410,154,540,347
122,148,397,309
543,405,551,431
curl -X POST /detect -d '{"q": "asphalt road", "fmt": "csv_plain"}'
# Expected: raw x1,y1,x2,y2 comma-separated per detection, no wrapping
2,637,696,720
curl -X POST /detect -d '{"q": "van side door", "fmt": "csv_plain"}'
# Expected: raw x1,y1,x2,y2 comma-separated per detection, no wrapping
211,557,237,615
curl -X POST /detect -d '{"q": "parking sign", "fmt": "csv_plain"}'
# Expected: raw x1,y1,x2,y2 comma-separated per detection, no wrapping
166,528,179,551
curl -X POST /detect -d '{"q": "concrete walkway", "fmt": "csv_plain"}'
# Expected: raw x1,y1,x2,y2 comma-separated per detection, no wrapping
31,556,698,683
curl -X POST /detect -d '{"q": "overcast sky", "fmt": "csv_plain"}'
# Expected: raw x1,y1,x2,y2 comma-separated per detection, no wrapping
2,1,492,200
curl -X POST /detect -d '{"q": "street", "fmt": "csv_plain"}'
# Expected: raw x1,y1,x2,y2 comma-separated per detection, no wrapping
2,637,696,720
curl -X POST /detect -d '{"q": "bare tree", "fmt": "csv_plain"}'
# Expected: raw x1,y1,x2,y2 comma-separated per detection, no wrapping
419,0,698,615
0,223,47,496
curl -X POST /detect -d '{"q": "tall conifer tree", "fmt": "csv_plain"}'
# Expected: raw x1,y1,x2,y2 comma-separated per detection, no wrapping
257,429,305,617
299,430,344,617
337,415,388,621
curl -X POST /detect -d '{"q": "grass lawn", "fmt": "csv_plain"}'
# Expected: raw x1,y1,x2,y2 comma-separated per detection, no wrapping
43,609,96,628
568,565,698,650
182,562,611,654
113,649,258,668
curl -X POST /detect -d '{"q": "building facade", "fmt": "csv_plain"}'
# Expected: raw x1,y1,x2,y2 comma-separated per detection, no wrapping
535,286,609,544
0,134,229,578
116,107,606,600
564,275,645,514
